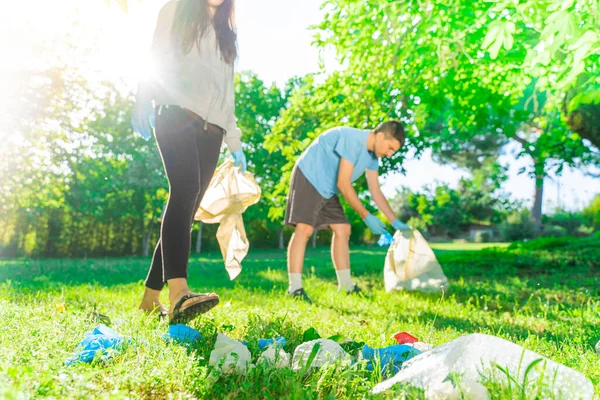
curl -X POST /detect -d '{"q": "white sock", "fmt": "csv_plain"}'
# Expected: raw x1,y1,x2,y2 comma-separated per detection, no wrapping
335,269,354,292
288,273,303,293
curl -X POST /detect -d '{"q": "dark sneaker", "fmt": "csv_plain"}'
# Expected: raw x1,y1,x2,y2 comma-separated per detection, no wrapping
287,288,313,304
348,283,362,294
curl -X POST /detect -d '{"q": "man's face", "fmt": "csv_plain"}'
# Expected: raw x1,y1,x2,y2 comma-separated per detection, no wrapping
374,132,403,158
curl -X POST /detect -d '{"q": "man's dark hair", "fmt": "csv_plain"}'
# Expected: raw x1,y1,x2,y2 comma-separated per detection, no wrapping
374,120,405,144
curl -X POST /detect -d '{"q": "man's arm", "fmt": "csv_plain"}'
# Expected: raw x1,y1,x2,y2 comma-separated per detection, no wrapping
366,169,397,223
337,158,369,219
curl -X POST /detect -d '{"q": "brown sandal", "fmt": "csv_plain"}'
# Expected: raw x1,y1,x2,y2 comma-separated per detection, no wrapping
169,293,219,325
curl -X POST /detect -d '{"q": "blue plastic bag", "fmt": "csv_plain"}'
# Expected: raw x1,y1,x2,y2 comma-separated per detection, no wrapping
65,324,125,365
162,324,203,344
258,337,287,350
362,344,421,375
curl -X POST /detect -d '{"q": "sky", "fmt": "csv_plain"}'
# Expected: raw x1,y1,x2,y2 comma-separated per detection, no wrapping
2,0,598,211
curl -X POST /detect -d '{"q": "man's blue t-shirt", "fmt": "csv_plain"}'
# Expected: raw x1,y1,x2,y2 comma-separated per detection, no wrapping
297,127,379,199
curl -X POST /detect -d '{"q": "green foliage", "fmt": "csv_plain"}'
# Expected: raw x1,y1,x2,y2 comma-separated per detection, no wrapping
473,230,493,243
392,178,513,237
500,210,538,242
543,211,585,236
582,194,600,230
0,71,299,256
233,72,295,246
539,225,568,238
311,0,599,225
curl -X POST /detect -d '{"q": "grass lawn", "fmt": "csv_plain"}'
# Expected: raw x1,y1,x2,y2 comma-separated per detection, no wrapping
0,238,598,399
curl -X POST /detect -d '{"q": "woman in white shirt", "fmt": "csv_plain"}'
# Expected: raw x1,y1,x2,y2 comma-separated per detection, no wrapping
132,0,246,324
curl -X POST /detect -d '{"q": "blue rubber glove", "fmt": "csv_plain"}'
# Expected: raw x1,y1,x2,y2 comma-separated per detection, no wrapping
232,149,247,173
377,232,394,247
364,214,388,236
392,219,410,231
131,101,154,140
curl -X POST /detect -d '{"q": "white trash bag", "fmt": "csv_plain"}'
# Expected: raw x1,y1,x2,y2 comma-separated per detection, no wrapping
372,334,594,399
384,230,449,292
259,346,291,369
291,339,350,372
209,333,253,375
195,159,261,280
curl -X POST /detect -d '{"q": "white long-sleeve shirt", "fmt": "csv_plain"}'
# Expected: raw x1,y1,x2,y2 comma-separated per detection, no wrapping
136,0,241,152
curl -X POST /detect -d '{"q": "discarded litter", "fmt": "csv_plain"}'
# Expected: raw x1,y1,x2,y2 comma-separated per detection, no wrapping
259,346,291,369
209,333,253,375
258,337,286,350
424,378,490,400
65,324,126,365
163,324,203,344
292,339,350,372
372,334,594,399
392,332,418,344
362,344,421,375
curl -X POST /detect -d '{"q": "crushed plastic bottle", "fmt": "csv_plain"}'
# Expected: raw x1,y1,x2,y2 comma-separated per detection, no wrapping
292,339,350,371
372,334,594,399
362,344,421,375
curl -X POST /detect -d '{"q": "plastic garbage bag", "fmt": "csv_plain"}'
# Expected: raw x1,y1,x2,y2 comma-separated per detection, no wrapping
65,324,125,365
195,159,261,279
410,342,434,353
292,339,350,371
383,230,449,292
372,334,594,399
258,337,286,351
259,346,291,369
209,333,253,375
425,379,490,400
162,324,202,344
362,344,421,376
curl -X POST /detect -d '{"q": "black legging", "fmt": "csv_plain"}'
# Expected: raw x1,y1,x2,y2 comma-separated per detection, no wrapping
145,105,223,290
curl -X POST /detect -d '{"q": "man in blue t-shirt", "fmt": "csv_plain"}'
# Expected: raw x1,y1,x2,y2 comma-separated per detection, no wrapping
284,120,410,302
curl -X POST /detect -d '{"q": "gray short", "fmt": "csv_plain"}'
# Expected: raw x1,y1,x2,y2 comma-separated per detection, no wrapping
284,166,349,229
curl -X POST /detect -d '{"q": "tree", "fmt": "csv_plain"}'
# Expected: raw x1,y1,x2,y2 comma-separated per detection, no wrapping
391,178,514,237
233,72,300,248
310,0,599,229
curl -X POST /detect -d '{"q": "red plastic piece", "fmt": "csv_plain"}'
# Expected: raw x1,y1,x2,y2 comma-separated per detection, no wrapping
393,332,419,344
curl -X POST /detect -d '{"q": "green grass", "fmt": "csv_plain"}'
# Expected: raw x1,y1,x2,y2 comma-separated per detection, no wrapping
429,242,510,251
0,239,598,399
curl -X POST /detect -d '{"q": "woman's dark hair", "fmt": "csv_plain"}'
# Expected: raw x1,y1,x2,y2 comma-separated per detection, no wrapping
171,0,237,64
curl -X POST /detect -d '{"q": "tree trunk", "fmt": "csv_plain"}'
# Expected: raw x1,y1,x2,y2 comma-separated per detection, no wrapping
531,158,545,232
195,221,203,254
278,227,285,249
311,230,317,249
